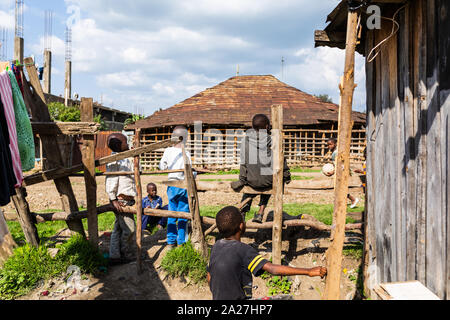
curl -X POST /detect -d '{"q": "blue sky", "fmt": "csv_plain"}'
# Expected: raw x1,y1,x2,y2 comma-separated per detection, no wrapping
0,0,367,115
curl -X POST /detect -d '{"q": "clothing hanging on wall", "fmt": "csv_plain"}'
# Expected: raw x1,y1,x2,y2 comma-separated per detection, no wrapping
8,70,35,171
0,98,17,206
0,71,24,187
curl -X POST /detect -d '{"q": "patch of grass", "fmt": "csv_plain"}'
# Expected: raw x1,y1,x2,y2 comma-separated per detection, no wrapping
0,235,106,300
343,243,363,260
290,175,314,181
200,203,364,226
290,167,321,173
160,241,208,284
203,169,240,175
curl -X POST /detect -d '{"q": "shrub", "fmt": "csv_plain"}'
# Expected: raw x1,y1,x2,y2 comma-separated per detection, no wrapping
160,241,208,284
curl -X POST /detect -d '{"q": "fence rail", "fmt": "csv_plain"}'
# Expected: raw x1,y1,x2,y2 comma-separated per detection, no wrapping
138,128,366,171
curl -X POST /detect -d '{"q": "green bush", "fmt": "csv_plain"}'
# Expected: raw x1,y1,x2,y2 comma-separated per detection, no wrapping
160,241,208,284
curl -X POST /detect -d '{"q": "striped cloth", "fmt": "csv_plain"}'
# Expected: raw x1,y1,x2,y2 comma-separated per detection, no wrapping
0,71,23,187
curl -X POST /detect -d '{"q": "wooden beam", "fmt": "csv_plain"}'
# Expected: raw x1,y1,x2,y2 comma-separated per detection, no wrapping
81,98,98,248
22,138,180,186
323,10,360,301
182,143,208,258
0,209,17,266
22,57,86,237
32,122,100,135
11,188,39,247
272,104,284,265
134,129,143,274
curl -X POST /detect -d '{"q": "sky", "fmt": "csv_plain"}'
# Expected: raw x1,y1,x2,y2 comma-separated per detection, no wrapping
0,0,367,116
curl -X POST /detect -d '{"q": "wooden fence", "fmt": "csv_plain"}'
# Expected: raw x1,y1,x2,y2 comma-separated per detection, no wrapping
138,128,366,171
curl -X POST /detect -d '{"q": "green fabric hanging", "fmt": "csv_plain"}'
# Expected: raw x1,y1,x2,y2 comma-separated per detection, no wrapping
8,71,35,172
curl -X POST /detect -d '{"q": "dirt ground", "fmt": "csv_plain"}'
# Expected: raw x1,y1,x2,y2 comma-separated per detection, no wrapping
6,172,364,301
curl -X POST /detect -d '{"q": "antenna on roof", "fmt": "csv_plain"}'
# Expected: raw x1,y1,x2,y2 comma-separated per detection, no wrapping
281,57,285,81
236,64,240,76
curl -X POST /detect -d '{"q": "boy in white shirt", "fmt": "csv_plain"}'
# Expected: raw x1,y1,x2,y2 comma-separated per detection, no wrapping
159,126,195,248
105,133,137,264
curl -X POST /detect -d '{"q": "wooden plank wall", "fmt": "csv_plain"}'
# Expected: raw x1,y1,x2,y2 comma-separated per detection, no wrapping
365,0,449,299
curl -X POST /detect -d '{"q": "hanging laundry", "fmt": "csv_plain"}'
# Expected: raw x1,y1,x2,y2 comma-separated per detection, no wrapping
0,98,17,206
0,71,23,188
8,70,35,172
12,65,24,96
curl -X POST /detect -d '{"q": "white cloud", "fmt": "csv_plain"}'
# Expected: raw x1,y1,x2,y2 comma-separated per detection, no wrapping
283,47,366,111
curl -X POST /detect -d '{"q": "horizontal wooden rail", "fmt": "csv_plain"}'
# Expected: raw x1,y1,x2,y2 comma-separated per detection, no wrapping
23,138,180,186
32,122,100,135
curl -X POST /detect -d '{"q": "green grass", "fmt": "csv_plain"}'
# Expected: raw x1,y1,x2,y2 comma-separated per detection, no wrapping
201,203,364,226
0,234,106,300
160,241,208,284
7,208,117,246
290,175,314,181
289,167,321,173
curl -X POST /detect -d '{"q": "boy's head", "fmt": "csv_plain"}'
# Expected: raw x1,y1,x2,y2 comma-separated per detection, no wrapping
252,114,270,131
147,183,157,198
216,206,245,238
327,137,337,152
172,126,188,146
107,133,129,153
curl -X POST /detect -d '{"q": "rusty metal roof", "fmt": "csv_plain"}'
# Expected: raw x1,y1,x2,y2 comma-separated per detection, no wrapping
127,75,366,129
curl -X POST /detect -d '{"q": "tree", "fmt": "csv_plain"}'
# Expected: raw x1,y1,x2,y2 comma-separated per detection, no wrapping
315,94,333,103
47,102,108,131
124,114,146,126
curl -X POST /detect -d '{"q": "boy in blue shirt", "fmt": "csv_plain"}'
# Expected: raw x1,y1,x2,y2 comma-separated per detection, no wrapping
141,183,167,232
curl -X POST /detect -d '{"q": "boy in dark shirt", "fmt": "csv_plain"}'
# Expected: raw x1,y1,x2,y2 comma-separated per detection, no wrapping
207,206,326,300
141,183,167,232
231,114,291,223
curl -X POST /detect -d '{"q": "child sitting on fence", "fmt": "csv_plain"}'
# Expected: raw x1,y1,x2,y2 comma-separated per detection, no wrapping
141,182,168,233
105,133,137,265
159,126,196,249
207,206,327,300
231,114,291,223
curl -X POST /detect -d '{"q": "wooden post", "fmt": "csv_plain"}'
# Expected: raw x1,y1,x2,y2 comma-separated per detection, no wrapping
22,57,86,238
43,50,52,94
134,129,143,274
14,37,24,65
81,98,98,248
323,9,360,300
0,209,17,266
271,104,284,265
11,188,39,247
181,143,208,258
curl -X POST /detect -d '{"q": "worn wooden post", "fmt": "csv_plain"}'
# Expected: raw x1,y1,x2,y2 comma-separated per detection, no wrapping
81,98,98,248
22,57,86,238
134,129,143,273
271,104,284,265
323,9,359,300
11,188,39,247
181,143,208,258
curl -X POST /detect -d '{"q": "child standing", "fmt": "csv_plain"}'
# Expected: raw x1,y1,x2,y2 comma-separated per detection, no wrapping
141,182,167,232
159,126,195,249
105,133,137,265
207,206,326,300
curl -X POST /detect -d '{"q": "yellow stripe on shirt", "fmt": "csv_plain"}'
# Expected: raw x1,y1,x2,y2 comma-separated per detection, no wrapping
248,255,262,271
250,257,265,273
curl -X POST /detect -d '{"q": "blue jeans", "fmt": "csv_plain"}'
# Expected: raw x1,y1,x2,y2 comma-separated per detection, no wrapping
167,186,190,245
